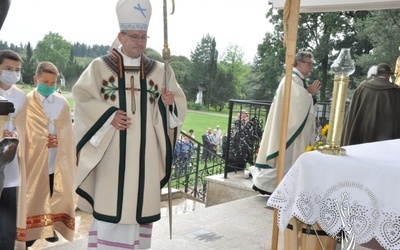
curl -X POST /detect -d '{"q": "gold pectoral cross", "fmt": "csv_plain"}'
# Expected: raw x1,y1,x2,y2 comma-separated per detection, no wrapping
126,75,140,114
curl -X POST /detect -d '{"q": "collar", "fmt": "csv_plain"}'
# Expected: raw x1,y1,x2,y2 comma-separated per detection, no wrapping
39,91,54,103
0,86,13,97
117,46,141,67
292,68,306,80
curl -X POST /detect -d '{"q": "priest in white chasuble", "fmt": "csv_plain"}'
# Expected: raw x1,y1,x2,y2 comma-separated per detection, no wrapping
250,51,319,195
72,0,187,248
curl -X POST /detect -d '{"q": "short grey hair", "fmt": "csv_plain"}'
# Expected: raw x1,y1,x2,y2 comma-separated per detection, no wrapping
294,51,314,67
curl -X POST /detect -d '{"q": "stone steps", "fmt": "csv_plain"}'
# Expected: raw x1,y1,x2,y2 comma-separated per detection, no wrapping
29,191,205,249
28,171,378,249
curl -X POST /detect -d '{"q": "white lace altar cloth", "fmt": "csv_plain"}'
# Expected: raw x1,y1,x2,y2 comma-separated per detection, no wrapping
267,139,400,250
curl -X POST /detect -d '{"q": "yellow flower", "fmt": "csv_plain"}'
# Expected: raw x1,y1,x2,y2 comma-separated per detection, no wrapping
305,125,330,152
321,124,329,137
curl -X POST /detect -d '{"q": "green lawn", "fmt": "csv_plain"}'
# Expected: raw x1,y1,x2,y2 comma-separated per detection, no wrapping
66,97,74,109
181,111,228,139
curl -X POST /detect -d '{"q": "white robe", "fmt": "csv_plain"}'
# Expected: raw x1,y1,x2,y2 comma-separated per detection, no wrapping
0,85,27,249
0,85,26,188
250,70,316,193
73,49,186,248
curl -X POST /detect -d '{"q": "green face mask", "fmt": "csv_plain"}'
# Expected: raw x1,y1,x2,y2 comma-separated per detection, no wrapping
37,83,56,97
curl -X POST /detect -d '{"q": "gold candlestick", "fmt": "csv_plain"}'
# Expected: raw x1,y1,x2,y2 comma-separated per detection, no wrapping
319,48,355,155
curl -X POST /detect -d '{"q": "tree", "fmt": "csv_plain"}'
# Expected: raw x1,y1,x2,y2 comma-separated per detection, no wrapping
21,42,36,85
0,40,9,50
63,45,85,90
143,49,191,96
35,32,71,72
187,34,218,106
289,11,373,100
354,9,400,86
251,9,373,101
220,44,250,100
209,65,236,111
145,47,163,61
169,55,190,89
251,31,286,100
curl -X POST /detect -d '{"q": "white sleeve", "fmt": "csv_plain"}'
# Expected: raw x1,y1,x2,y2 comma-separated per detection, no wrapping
169,104,182,128
89,112,116,147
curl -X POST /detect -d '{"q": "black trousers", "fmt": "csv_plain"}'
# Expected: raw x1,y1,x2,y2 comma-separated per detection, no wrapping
0,186,17,250
26,174,54,248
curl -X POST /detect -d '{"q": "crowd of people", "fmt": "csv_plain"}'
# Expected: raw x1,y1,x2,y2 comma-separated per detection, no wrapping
171,125,223,176
171,124,227,178
172,133,194,177
201,126,222,162
176,110,265,176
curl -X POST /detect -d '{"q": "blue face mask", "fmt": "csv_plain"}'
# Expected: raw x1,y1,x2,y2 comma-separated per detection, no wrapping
37,83,56,97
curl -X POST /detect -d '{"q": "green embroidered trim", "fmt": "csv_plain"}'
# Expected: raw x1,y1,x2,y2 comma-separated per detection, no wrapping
76,107,118,153
254,162,274,169
265,104,311,162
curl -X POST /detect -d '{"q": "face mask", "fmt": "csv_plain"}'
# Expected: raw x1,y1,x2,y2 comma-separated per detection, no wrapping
37,83,56,97
0,70,21,86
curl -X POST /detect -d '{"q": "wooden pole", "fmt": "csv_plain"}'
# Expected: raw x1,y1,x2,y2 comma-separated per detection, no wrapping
270,0,301,249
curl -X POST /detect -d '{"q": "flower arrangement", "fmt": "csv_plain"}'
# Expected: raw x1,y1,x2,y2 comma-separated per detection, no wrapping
306,124,329,152
321,124,329,137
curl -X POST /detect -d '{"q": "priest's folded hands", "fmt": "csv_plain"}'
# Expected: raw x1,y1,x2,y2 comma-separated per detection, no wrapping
47,134,58,148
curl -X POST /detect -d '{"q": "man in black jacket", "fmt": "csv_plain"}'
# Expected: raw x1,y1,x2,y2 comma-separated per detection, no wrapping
342,63,400,146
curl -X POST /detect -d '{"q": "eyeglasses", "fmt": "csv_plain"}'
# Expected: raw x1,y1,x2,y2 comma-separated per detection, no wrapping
300,60,314,66
121,33,148,42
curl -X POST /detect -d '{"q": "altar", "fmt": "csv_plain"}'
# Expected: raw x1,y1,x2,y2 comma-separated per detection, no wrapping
267,139,400,250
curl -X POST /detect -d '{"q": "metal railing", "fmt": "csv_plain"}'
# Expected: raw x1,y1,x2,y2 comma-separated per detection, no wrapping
170,132,224,202
223,100,272,178
170,100,339,202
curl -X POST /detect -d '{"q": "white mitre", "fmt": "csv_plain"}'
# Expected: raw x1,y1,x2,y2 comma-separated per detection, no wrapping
110,0,152,51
